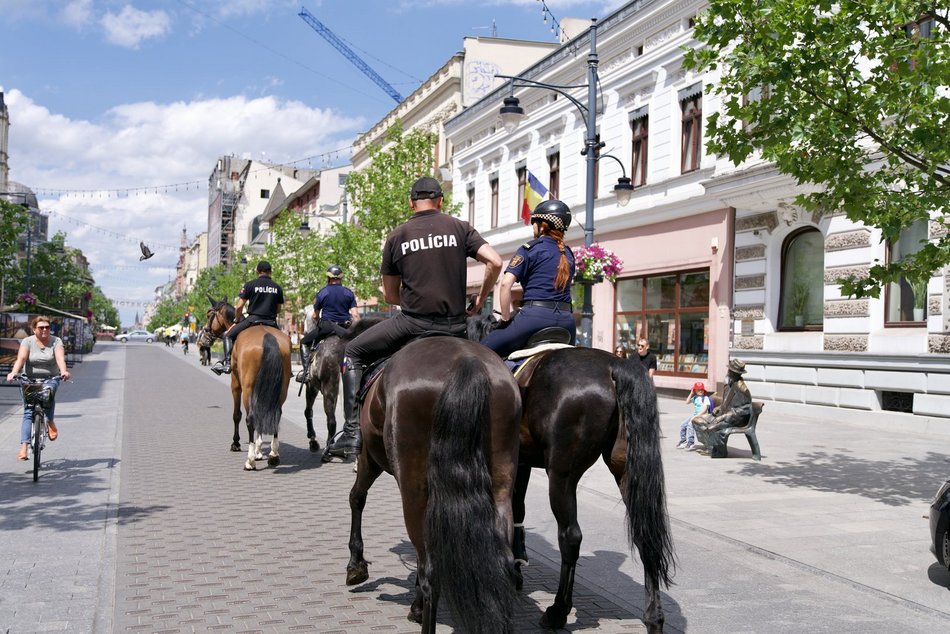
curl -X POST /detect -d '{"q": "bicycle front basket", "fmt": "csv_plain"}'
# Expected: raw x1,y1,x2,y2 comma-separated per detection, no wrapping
23,384,52,408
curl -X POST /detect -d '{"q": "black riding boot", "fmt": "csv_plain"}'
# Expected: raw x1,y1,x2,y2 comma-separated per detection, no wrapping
211,337,233,375
295,344,310,383
326,366,362,459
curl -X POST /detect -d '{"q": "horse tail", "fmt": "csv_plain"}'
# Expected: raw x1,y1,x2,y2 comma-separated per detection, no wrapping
613,359,675,589
251,332,284,437
425,356,516,633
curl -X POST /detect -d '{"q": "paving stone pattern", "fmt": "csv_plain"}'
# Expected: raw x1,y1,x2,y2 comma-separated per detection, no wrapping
114,345,648,633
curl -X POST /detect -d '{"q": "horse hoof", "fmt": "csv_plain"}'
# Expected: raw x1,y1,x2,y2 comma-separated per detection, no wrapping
267,455,280,467
346,562,368,586
230,443,241,452
407,606,423,624
309,439,320,453
244,462,256,471
540,607,568,630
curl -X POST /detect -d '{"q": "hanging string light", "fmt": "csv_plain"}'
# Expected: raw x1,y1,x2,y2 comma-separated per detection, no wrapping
538,0,564,40
29,143,356,199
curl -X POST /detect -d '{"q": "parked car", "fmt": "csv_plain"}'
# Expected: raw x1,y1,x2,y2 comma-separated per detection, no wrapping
930,478,950,571
116,329,155,343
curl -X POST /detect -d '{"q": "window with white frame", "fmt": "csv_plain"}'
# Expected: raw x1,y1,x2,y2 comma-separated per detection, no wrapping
885,219,929,325
630,111,648,188
489,174,499,228
778,228,824,330
680,84,703,173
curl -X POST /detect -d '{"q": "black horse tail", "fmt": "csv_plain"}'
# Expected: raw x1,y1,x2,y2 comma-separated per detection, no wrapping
425,356,516,633
251,333,284,437
613,359,675,589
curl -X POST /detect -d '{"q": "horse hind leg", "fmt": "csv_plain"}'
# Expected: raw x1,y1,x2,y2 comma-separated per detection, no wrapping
245,430,261,471
540,474,583,630
267,434,280,467
643,572,665,634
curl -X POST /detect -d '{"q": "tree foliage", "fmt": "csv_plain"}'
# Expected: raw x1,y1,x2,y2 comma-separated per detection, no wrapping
0,200,28,283
685,1,949,297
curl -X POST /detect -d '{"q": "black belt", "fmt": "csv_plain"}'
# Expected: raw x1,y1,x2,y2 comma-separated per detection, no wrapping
523,300,572,311
403,312,467,325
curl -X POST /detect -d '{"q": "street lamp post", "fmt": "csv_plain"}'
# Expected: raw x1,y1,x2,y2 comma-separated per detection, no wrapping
497,18,632,348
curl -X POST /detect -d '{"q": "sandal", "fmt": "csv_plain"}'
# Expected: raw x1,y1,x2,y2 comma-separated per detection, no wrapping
17,445,28,461
47,421,58,441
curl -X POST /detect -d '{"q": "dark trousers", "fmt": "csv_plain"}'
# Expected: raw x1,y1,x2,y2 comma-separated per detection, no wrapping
345,311,465,368
480,304,576,358
301,319,350,347
227,316,277,343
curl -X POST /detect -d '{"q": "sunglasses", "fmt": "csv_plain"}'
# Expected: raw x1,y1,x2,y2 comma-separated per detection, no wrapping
36,325,51,330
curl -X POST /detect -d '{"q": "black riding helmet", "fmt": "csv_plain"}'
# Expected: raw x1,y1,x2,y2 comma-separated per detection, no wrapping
531,199,572,232
326,265,343,279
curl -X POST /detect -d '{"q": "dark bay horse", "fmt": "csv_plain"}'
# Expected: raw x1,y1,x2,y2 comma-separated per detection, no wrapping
346,337,522,633
198,297,291,471
468,316,674,633
301,316,385,453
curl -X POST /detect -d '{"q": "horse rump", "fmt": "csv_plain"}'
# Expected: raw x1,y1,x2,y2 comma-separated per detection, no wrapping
425,355,517,633
250,332,285,437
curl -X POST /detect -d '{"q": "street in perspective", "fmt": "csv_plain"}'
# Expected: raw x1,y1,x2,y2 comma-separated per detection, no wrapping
1,341,948,633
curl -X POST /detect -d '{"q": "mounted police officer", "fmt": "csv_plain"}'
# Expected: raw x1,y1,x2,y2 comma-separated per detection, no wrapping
480,199,576,358
295,265,360,383
211,260,284,376
323,176,503,460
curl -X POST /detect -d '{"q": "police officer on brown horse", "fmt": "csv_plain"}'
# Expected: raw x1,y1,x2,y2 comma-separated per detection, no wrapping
211,260,284,375
324,176,503,460
295,265,360,383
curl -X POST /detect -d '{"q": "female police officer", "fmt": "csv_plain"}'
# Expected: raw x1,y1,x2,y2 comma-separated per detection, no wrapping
481,199,576,358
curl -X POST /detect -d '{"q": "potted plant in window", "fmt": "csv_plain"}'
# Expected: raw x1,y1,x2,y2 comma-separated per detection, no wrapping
911,277,928,321
789,282,809,327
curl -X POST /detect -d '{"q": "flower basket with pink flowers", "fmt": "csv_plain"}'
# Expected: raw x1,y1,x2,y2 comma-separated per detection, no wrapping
574,243,623,283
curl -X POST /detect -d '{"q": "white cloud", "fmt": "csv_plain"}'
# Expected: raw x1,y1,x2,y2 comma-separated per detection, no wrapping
59,0,93,28
4,89,364,319
100,5,171,49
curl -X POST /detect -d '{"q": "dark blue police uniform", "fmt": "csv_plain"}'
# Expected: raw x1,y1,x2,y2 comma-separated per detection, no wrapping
301,284,357,347
481,235,576,358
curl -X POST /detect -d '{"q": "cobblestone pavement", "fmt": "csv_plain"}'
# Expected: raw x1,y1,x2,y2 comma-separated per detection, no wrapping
112,344,648,633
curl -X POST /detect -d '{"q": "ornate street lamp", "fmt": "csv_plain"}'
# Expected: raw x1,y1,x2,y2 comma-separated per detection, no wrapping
497,17,630,347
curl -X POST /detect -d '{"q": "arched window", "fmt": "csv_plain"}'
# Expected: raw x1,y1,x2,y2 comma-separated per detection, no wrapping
885,219,929,325
779,228,824,330
249,215,262,242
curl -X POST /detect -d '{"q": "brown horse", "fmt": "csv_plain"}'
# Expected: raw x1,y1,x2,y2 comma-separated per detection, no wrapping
345,336,522,633
301,316,385,454
198,296,291,471
468,315,674,633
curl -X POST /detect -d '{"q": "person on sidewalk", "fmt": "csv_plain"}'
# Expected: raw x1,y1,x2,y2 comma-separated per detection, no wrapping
480,199,576,358
295,265,359,383
677,382,713,451
211,260,284,375
5,315,71,460
323,176,502,461
636,338,657,382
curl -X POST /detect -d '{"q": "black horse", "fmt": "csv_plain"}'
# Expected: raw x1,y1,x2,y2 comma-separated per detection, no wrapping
301,316,385,453
468,315,675,633
346,337,522,633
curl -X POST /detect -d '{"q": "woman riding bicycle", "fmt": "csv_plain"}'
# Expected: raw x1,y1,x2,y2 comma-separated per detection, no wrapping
5,315,71,460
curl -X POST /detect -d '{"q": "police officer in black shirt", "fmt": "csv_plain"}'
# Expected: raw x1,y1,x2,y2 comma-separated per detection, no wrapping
295,265,360,383
324,176,502,460
481,199,576,357
211,260,284,375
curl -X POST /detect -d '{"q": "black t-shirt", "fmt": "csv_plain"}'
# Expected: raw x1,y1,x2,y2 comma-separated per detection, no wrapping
381,210,487,317
239,275,284,319
637,350,658,372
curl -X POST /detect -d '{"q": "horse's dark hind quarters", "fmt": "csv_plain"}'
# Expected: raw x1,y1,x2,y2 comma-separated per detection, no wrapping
346,337,521,633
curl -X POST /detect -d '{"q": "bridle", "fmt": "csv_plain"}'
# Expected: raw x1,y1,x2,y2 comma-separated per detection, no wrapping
199,302,233,346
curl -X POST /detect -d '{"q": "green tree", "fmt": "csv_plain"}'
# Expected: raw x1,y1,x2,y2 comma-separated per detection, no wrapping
89,286,120,327
684,1,949,297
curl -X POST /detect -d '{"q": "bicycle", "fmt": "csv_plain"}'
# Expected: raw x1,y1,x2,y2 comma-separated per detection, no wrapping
15,375,60,482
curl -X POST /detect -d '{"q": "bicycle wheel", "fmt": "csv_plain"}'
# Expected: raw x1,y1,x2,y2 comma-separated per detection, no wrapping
32,409,44,482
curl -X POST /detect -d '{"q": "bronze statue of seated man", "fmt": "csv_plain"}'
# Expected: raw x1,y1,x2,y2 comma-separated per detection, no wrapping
693,358,751,457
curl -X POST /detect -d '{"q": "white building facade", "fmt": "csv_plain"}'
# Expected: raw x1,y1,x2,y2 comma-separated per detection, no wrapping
445,0,950,422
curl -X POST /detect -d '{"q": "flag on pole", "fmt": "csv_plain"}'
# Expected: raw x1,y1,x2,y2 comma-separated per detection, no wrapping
522,171,548,225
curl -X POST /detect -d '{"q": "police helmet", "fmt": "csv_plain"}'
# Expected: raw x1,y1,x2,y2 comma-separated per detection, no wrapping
326,265,343,279
531,199,572,232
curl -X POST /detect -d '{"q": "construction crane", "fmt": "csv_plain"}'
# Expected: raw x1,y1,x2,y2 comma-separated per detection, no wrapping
298,7,403,104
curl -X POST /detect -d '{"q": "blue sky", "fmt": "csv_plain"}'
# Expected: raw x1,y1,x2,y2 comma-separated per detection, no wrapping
1,0,621,326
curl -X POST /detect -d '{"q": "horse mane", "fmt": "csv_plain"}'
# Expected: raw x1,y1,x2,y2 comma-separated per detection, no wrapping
465,312,498,342
344,315,386,340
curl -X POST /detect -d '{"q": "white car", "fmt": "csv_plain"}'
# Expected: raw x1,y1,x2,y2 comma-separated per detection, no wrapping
116,329,155,343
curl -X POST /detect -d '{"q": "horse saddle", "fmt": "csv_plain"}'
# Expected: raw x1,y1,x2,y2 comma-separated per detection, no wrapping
505,327,573,374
